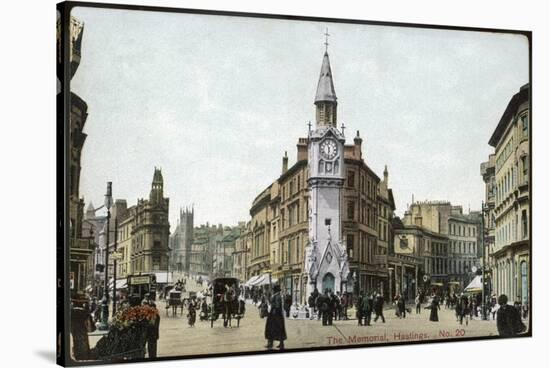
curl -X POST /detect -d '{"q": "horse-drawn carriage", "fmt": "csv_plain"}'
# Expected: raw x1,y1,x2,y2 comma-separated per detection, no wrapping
165,279,187,316
166,289,184,316
209,277,245,328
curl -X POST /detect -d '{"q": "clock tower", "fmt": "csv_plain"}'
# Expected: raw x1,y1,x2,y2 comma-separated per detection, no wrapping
305,48,350,296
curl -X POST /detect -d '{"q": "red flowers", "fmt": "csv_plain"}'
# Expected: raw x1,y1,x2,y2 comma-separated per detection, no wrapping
112,305,159,330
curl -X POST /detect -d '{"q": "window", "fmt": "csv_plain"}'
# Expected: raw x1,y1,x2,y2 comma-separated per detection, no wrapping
521,156,529,184
347,234,354,259
522,210,528,239
347,201,355,220
348,171,355,188
521,114,529,137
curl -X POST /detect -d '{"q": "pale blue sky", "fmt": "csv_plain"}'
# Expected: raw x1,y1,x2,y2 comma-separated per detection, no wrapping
71,6,529,228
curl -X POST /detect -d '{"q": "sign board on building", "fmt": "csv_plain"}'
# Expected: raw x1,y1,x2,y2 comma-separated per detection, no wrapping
128,275,152,285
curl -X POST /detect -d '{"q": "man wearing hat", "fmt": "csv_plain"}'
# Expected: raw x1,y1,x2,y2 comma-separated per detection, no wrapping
264,284,287,350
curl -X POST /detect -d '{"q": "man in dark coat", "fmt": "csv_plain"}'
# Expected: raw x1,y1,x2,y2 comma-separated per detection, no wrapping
334,291,342,320
143,298,160,359
308,293,316,320
319,289,332,326
312,287,320,313
497,294,526,337
373,293,385,323
361,292,374,326
397,295,406,319
284,294,292,318
265,284,287,350
70,298,94,361
356,291,364,326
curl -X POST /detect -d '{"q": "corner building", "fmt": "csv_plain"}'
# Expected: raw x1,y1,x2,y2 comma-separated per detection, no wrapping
487,84,530,304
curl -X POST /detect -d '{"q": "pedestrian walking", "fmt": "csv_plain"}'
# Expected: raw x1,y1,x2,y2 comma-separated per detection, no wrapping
373,293,386,323
356,291,364,326
361,292,373,326
397,295,406,319
308,292,316,320
460,294,470,326
329,290,337,325
142,297,160,359
426,296,440,322
334,291,342,320
265,284,287,350
187,296,197,327
415,293,422,314
341,292,349,320
284,293,292,318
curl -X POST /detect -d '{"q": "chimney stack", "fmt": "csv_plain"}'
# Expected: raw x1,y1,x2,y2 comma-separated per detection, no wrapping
282,151,289,173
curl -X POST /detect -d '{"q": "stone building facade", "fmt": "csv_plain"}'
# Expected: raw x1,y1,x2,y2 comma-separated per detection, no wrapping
247,186,274,278
189,224,222,276
170,207,194,273
130,168,171,274
447,208,482,289
213,226,242,278
67,16,95,297
400,201,482,294
232,221,252,281
487,83,530,304
480,154,496,294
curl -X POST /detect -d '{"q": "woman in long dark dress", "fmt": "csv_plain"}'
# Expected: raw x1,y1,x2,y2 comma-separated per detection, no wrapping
265,284,287,350
429,296,440,322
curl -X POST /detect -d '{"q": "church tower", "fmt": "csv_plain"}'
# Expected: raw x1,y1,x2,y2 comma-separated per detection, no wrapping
305,34,350,297
149,167,164,204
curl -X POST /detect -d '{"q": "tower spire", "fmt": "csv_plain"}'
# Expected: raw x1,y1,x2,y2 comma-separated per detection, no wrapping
314,31,337,128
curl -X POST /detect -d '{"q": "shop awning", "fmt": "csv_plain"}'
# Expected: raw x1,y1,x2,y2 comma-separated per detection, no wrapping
245,273,276,287
464,275,483,293
108,279,128,289
244,275,261,287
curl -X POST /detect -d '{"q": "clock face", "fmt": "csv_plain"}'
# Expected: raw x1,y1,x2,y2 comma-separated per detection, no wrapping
320,139,338,160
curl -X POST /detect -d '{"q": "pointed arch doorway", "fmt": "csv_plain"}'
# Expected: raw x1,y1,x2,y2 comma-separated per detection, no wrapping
322,272,335,292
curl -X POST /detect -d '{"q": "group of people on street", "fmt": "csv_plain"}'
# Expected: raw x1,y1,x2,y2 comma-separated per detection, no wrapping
307,288,351,324
357,291,385,326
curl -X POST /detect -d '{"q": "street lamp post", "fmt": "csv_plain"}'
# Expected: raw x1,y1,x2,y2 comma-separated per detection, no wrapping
98,182,113,330
112,217,119,317
388,267,394,301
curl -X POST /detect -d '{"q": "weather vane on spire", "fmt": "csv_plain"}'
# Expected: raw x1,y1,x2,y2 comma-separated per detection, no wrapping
324,27,330,52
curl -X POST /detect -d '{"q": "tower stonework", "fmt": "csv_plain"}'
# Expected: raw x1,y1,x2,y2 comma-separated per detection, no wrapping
305,50,350,296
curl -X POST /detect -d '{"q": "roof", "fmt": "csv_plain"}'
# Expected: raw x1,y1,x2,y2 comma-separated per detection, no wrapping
488,83,529,147
314,52,337,103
